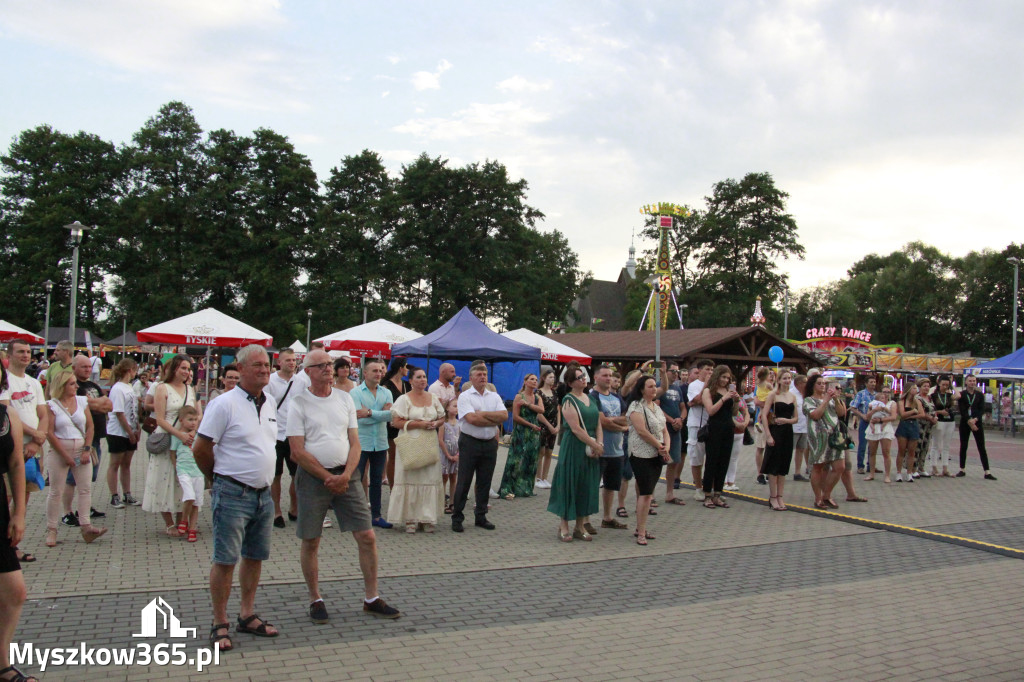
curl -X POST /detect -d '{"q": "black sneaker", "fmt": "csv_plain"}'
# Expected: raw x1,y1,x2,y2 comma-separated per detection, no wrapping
273,516,286,528
90,507,106,518
110,494,125,509
984,473,998,481
451,519,464,533
287,512,298,522
309,600,329,624
756,474,767,485
955,471,966,477
793,474,808,482
61,512,79,527
363,598,401,619
475,517,496,530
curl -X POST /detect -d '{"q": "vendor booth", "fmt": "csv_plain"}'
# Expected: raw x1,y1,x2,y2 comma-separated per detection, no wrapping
500,328,591,365
391,307,541,402
314,319,422,359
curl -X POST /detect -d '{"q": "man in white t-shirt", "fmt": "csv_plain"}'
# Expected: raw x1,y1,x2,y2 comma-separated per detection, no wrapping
686,360,714,499
194,345,280,650
89,352,102,384
266,348,301,527
1,339,49,560
288,349,401,624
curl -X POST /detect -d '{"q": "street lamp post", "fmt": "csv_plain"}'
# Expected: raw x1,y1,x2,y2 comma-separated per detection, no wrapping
362,291,369,325
43,279,54,355
784,287,790,339
306,309,313,350
1009,256,1020,353
65,221,91,346
679,303,689,330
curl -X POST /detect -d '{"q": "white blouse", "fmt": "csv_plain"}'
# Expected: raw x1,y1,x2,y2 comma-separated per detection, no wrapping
48,396,89,440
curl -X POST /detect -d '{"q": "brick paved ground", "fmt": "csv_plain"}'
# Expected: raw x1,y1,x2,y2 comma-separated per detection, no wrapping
10,431,1024,680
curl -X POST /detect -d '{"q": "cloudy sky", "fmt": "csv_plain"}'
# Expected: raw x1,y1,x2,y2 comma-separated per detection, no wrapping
2,0,1022,293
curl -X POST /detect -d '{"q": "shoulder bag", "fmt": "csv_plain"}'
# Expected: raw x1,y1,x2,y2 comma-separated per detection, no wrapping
395,400,440,470
146,385,190,454
567,395,600,458
696,395,709,443
51,398,99,467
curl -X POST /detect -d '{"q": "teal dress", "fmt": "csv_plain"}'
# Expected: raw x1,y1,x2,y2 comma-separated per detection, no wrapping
498,393,543,498
547,393,600,521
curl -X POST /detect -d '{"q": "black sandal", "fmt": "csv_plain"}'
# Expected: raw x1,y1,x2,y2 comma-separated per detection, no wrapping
210,623,234,651
712,497,730,508
0,665,40,682
14,548,36,563
615,507,628,518
236,614,279,637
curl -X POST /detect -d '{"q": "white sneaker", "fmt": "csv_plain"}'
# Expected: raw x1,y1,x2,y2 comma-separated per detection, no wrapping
693,488,705,500
724,484,739,492
895,473,903,482
322,517,333,528
541,479,551,489
912,472,921,479
489,489,499,499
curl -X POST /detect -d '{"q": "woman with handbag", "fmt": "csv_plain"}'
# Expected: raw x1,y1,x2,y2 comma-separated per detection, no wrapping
387,366,446,534
803,375,848,509
143,354,198,537
498,374,555,500
44,370,108,546
106,358,142,509
626,375,669,546
760,370,798,510
701,365,742,510
547,368,603,542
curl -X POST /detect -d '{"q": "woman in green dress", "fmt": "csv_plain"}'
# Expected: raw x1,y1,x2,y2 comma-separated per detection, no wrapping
803,374,848,510
498,374,555,499
548,367,603,542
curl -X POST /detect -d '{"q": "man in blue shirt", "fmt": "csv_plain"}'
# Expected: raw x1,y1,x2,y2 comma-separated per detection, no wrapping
591,365,629,530
657,363,687,505
848,376,877,474
350,358,394,528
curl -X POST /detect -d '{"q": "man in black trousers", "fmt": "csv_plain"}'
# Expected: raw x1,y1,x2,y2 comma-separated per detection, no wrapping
451,361,508,532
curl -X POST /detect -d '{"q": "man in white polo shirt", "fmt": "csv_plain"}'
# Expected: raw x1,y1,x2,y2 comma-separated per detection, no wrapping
266,348,302,528
451,361,508,533
193,344,279,652
288,349,401,624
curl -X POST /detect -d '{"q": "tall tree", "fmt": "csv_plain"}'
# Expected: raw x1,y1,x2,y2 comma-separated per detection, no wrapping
0,125,123,335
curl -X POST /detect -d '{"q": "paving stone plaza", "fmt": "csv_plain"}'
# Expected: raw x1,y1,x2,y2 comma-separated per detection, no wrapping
12,432,1024,681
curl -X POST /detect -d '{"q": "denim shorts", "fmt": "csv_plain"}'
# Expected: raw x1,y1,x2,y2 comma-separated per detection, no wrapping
211,476,273,565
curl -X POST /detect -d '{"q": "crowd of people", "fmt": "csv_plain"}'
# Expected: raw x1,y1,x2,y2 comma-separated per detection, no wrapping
0,337,1013,680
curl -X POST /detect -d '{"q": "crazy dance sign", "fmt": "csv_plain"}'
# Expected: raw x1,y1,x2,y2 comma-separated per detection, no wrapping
792,330,903,370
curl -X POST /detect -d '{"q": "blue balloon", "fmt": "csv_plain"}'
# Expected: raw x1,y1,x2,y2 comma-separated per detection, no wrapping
768,345,784,364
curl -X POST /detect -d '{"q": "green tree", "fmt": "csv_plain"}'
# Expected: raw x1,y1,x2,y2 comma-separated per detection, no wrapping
0,125,124,335
953,243,1024,357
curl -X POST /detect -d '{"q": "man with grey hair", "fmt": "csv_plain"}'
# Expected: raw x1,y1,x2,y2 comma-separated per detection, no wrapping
288,350,400,623
194,344,280,651
428,362,461,411
451,361,507,532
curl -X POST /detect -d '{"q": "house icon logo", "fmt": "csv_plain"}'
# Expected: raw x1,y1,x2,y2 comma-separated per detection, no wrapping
133,597,198,639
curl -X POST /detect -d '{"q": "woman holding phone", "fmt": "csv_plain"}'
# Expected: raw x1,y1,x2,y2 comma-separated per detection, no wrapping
803,375,847,509
701,365,742,509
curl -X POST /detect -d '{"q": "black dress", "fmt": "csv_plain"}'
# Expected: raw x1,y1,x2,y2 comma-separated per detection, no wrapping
761,401,795,476
702,396,735,494
0,405,21,573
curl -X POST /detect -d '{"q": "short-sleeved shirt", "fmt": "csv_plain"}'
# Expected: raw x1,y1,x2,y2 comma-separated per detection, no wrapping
197,386,278,489
458,385,507,439
77,379,107,438
0,371,45,430
686,380,706,427
286,387,359,469
850,389,875,417
591,389,626,458
428,380,458,410
172,435,202,477
627,401,667,459
266,371,300,441
107,381,139,437
791,385,808,434
48,396,89,440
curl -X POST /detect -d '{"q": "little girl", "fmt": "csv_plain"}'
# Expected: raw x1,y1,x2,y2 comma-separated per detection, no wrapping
438,402,460,514
171,405,203,542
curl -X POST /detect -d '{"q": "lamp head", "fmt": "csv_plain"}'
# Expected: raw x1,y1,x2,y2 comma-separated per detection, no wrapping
1009,256,1021,266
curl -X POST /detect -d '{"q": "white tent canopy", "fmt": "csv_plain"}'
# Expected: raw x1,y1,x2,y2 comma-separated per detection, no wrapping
288,340,307,354
314,319,421,358
500,328,592,365
0,319,45,345
136,308,272,348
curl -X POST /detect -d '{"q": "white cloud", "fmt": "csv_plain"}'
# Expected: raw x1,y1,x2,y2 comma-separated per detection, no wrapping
381,91,390,98
411,58,452,91
394,101,550,140
497,75,552,93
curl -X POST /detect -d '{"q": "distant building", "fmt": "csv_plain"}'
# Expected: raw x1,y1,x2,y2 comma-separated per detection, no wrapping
567,244,637,331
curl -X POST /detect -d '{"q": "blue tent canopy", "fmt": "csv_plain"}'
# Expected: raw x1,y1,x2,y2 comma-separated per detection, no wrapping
391,307,541,404
965,346,1024,380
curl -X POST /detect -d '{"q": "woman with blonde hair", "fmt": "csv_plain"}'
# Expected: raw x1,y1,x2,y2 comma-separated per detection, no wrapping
106,358,142,509
45,370,108,546
499,373,555,500
760,370,798,510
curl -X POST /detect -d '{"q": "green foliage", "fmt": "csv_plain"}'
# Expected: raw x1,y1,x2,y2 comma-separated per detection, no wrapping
0,103,584,344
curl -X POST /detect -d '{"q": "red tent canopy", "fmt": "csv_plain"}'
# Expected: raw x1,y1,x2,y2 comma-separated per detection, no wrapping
0,320,45,345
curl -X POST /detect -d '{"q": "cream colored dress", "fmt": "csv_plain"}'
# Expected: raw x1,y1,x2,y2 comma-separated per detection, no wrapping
142,383,193,514
386,393,445,526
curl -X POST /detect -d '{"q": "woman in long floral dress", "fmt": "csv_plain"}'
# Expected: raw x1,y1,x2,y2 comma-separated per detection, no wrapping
499,374,555,499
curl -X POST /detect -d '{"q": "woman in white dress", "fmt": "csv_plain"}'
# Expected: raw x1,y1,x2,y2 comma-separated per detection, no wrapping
143,354,199,536
387,366,445,533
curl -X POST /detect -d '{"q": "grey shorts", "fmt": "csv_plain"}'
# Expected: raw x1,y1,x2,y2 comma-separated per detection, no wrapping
794,433,808,450
295,466,372,539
